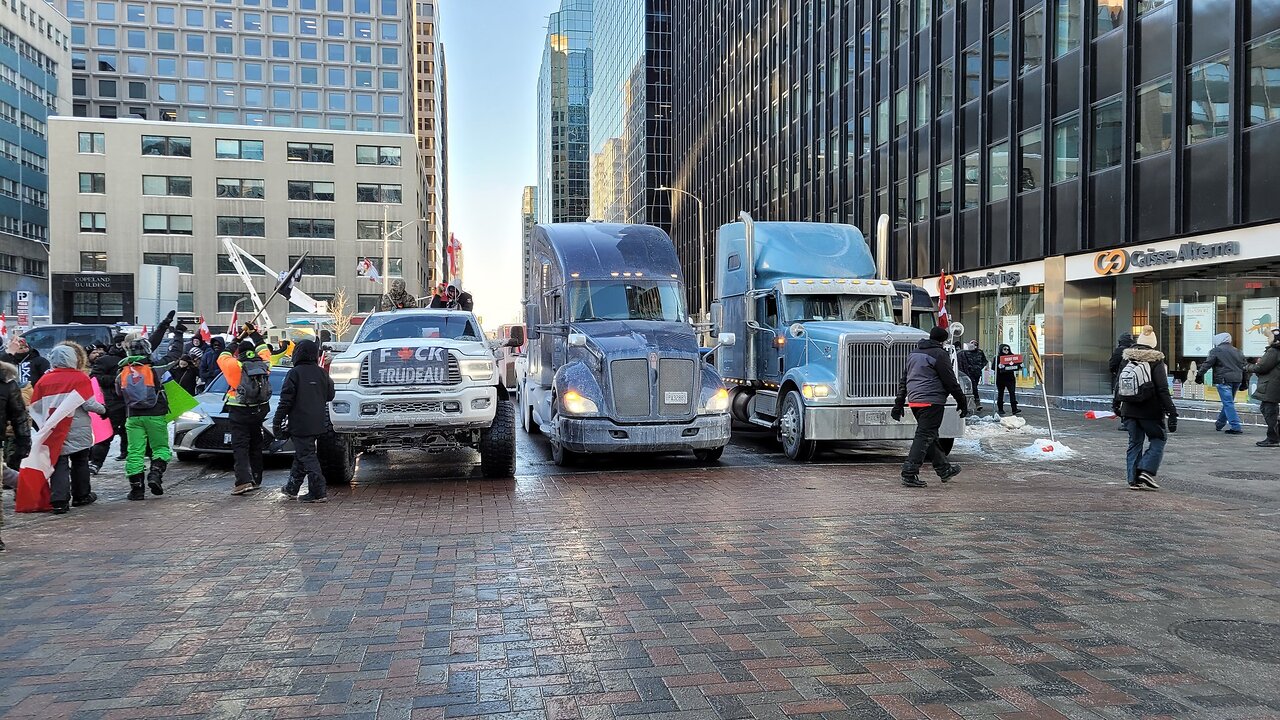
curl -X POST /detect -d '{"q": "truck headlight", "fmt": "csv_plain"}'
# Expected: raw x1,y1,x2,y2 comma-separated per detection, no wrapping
801,383,832,399
329,361,360,383
459,359,495,381
561,390,598,416
700,387,730,414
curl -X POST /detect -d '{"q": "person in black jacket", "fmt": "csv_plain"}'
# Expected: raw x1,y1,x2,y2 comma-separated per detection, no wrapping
1,335,50,388
198,336,225,388
1195,332,1248,434
892,327,970,488
991,343,1022,415
0,360,31,552
1113,333,1178,490
1108,333,1136,387
89,342,129,472
272,340,335,503
170,354,200,396
957,341,988,411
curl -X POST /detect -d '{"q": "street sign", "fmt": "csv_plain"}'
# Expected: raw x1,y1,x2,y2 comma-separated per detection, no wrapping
16,290,31,327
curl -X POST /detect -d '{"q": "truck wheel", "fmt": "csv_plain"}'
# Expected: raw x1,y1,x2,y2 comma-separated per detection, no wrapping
938,438,955,455
175,451,201,463
479,400,517,478
693,446,724,464
778,391,818,462
549,436,576,467
519,384,540,435
319,433,357,485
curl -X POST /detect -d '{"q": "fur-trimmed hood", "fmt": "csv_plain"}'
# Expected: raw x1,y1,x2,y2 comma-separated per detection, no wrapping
1123,347,1165,363
0,361,17,383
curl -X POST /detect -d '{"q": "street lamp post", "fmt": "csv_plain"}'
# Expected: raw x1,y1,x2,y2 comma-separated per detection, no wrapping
37,241,52,324
658,186,706,326
380,205,429,295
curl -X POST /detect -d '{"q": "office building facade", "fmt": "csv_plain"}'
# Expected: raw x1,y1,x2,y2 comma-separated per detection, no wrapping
48,117,422,324
671,0,1280,397
412,0,446,278
588,0,671,234
1,0,70,323
536,0,592,224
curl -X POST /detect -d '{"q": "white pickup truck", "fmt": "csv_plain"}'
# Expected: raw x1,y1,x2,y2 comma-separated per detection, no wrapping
325,308,522,479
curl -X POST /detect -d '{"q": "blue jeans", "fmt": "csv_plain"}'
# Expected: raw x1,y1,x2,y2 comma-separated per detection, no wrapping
1215,383,1241,431
1126,417,1167,484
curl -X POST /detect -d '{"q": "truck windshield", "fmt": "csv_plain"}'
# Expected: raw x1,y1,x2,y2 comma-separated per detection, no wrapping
569,281,686,322
356,314,482,342
784,294,895,323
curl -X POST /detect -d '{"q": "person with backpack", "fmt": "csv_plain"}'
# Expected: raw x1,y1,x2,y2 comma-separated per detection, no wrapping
273,340,335,503
1195,332,1248,435
217,331,273,495
957,341,988,412
1245,328,1280,448
991,343,1022,415
89,341,129,470
118,338,172,500
1113,332,1177,490
891,327,970,488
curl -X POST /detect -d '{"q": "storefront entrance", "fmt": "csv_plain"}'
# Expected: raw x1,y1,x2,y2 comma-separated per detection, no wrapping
52,273,135,324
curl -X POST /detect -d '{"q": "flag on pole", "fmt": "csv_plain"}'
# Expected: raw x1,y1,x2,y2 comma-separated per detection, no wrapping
447,233,462,280
197,315,212,343
936,271,950,329
227,309,239,334
275,255,318,312
357,258,381,283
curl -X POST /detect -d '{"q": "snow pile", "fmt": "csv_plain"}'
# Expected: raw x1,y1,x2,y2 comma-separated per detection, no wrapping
1018,438,1077,460
963,415,1046,438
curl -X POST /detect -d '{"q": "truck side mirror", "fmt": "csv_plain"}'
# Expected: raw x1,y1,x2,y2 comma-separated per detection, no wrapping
507,325,526,347
568,333,587,348
718,332,736,348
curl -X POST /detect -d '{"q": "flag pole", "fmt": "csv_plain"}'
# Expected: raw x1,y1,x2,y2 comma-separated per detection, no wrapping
242,252,308,334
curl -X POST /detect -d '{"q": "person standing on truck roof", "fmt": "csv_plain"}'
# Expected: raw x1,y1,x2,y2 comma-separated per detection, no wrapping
273,340,335,503
218,328,274,496
379,278,417,311
892,326,970,488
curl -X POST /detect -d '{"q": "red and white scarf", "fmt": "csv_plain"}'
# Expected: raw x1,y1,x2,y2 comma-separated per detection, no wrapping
15,371,91,512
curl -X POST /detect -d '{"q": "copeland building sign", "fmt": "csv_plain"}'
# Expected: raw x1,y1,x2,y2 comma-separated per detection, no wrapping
1066,226,1278,281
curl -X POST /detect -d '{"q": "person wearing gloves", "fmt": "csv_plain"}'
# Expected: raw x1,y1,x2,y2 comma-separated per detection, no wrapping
1113,331,1177,490
1195,332,1248,435
218,326,274,495
1,334,50,388
198,336,226,387
1245,328,1280,448
118,338,173,500
30,344,108,513
892,326,970,488
89,340,129,469
273,340,335,503
956,341,988,411
991,343,1023,416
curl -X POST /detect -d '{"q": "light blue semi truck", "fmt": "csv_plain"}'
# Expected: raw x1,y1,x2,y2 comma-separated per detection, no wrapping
711,215,968,461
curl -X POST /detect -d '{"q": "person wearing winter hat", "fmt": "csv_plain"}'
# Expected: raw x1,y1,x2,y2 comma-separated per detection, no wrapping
1245,328,1280,448
217,330,273,495
1135,325,1158,348
30,344,107,513
892,326,970,488
991,343,1023,415
1113,329,1177,490
1195,332,1247,434
118,338,173,500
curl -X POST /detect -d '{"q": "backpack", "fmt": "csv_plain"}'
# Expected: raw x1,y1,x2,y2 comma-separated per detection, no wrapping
120,365,159,410
1116,359,1155,402
236,359,272,406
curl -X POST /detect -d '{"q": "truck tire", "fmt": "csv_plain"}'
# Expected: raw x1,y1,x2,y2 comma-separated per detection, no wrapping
518,383,540,435
778,391,818,462
938,437,955,455
479,400,517,478
319,433,357,485
693,446,725,464
175,451,201,463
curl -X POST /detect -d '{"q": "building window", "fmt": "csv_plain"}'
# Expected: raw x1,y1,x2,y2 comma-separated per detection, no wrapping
79,173,106,194
178,292,194,313
142,252,195,273
914,76,930,129
1052,114,1081,182
357,294,381,312
80,251,108,272
24,258,47,279
142,175,192,196
938,60,954,114
894,88,909,134
355,145,402,165
218,254,266,275
936,164,954,215
1096,0,1123,35
288,255,336,276
1135,78,1174,157
1055,0,1081,57
962,152,980,209
216,178,266,199
914,171,930,221
217,216,266,237
989,142,1010,201
215,139,265,160
1136,0,1171,17
142,214,194,235
288,181,336,201
876,100,889,145
992,25,1012,87
141,135,192,157
287,218,336,238
366,258,403,277
355,183,403,203
963,47,981,102
1022,8,1045,74
78,132,106,153
80,212,107,233
1188,54,1231,144
1092,98,1123,171
286,142,334,163
217,293,251,313
1248,34,1280,126
356,219,397,239
1018,129,1043,192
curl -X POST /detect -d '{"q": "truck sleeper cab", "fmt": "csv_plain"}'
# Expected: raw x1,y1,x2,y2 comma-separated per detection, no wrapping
519,222,733,465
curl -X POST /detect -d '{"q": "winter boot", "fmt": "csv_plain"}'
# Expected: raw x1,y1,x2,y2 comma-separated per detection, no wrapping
281,476,303,497
901,474,928,488
147,460,167,496
88,461,101,476
128,475,146,501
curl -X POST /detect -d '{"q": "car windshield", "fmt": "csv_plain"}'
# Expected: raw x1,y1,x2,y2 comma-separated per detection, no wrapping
203,371,289,396
355,314,482,343
783,294,896,323
569,281,686,322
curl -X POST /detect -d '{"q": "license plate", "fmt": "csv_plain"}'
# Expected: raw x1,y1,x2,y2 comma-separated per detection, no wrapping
367,347,451,386
664,391,689,404
223,432,232,444
859,410,890,426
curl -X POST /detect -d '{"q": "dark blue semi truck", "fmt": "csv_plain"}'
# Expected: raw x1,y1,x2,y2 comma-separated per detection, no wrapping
518,223,736,465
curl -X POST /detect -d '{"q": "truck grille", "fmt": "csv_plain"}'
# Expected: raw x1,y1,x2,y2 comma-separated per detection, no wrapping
359,354,461,387
658,359,695,416
847,340,917,401
379,400,444,414
610,359,651,418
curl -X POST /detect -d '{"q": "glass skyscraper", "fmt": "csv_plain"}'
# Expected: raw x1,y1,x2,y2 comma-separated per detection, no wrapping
536,0,592,224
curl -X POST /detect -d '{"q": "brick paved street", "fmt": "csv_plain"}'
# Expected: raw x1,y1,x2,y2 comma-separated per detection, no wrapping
2,410,1279,720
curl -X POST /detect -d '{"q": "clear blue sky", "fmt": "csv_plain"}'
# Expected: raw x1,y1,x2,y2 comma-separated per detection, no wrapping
442,0,560,327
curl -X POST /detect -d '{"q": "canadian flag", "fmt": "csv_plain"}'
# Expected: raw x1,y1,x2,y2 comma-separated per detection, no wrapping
15,378,91,512
227,309,239,334
0,312,6,340
357,258,381,283
936,271,950,330
197,315,212,343
447,233,462,280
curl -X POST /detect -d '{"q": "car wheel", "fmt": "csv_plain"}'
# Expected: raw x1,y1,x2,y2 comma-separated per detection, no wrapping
479,400,517,478
778,391,818,462
175,451,202,462
318,432,357,485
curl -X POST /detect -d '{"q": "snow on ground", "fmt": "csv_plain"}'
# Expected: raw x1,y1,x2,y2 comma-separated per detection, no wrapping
963,414,1048,438
1018,438,1078,460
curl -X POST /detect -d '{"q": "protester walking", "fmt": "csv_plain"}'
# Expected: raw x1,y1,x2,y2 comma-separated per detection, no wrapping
218,329,273,495
273,340,335,503
170,354,200,397
1245,328,1280,448
1113,332,1177,490
31,345,106,513
1,335,50,388
892,326,969,488
1195,332,1248,435
957,341,988,412
89,341,129,469
1109,333,1136,387
119,339,172,500
0,359,32,551
992,343,1022,415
